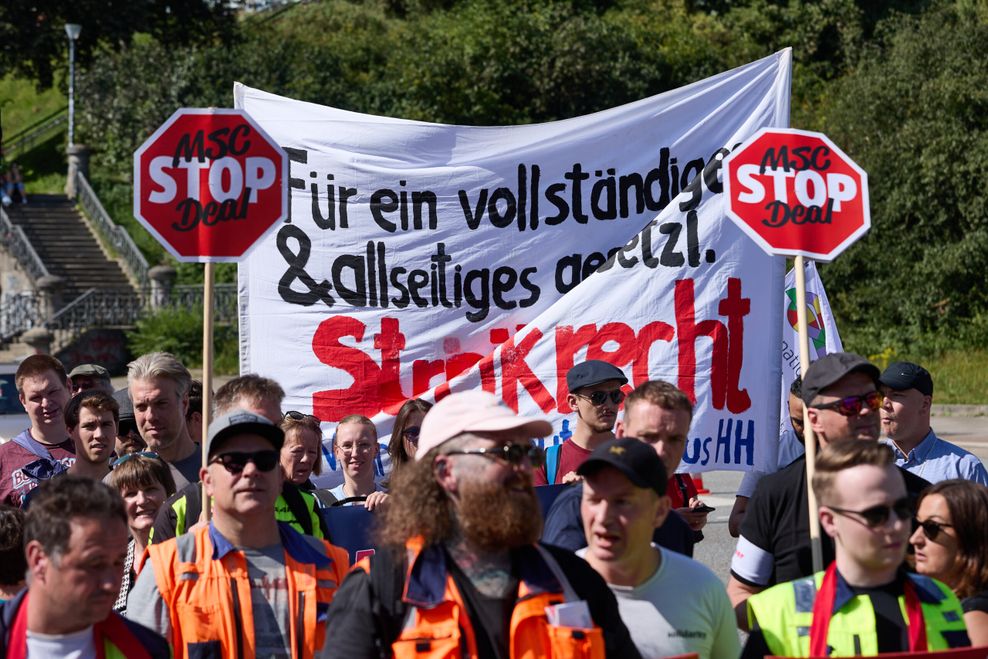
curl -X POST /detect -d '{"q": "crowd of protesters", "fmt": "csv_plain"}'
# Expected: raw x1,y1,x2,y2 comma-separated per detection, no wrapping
0,349,985,657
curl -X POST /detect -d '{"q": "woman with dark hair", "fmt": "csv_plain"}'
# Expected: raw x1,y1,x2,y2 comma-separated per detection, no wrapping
386,398,433,469
910,478,988,645
108,453,176,614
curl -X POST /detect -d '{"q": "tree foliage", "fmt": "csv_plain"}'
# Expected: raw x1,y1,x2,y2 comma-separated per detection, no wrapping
66,0,988,351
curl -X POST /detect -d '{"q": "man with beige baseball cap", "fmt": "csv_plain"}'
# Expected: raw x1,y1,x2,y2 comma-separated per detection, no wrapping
324,390,641,659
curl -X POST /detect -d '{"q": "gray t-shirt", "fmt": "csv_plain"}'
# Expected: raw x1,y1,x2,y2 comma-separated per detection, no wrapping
168,448,202,490
578,544,740,659
243,545,292,658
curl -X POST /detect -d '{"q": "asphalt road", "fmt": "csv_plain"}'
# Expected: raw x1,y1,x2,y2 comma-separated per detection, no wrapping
692,413,988,585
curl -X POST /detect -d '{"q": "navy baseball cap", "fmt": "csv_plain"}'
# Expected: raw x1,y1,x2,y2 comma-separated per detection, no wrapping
206,409,284,458
801,352,880,405
566,360,628,393
880,362,933,396
113,387,134,423
577,438,668,496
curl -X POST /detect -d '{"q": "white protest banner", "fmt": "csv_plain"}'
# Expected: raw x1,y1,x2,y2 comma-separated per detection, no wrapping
237,49,792,480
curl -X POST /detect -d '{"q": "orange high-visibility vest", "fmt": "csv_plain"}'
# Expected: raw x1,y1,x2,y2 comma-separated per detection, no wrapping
144,521,349,659
357,537,605,659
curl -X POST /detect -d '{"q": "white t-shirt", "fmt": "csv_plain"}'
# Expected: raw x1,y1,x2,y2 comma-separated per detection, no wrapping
26,626,95,659
578,544,740,659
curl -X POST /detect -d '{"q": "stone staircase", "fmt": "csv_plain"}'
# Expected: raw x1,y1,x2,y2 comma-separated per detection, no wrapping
5,194,136,302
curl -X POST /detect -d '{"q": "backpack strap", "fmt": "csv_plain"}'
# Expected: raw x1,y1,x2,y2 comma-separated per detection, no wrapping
282,483,314,536
365,548,407,659
545,443,562,485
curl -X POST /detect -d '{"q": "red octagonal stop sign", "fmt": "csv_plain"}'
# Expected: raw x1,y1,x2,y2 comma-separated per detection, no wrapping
722,128,870,262
133,108,288,262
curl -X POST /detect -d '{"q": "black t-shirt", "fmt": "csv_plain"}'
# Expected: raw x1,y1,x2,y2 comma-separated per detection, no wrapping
963,589,988,614
447,554,514,659
733,455,931,587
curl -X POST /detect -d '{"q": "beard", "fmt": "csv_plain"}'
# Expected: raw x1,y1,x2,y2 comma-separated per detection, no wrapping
456,472,542,551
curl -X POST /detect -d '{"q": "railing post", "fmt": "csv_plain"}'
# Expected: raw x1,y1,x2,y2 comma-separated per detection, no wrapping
22,327,54,355
37,275,65,319
149,265,177,310
65,144,90,199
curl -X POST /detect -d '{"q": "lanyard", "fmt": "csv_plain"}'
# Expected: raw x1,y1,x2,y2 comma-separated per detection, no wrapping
809,563,927,656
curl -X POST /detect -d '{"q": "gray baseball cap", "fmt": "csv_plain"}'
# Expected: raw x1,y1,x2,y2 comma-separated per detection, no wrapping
206,409,284,458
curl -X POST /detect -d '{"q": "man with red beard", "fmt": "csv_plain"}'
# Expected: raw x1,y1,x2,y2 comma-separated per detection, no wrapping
325,390,641,659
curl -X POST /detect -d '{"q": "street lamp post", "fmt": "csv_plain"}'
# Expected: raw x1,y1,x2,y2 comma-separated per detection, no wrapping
65,23,81,148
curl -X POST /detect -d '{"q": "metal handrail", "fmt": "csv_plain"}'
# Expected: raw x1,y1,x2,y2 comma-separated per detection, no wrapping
0,207,50,280
75,172,150,289
0,292,43,343
3,108,68,160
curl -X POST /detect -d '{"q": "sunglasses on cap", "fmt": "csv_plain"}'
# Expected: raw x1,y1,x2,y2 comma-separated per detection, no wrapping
446,443,544,467
284,410,321,423
915,518,954,542
575,390,625,406
826,497,911,528
209,450,280,475
111,451,160,468
811,391,883,417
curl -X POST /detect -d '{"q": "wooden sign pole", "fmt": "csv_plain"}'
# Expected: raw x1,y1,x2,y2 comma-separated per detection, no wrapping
795,255,823,573
201,261,214,521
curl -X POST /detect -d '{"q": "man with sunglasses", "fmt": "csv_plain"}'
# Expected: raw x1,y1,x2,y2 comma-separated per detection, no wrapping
112,388,147,457
128,409,349,659
879,361,988,486
742,441,970,657
729,352,932,627
67,363,114,396
324,390,640,658
148,374,329,543
534,359,628,486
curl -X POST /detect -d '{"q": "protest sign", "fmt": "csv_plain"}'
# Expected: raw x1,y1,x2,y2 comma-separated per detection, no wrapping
237,49,793,474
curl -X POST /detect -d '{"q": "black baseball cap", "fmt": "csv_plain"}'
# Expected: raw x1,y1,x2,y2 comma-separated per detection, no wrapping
113,387,135,423
577,438,668,496
801,352,880,405
880,361,933,396
206,409,284,458
566,360,628,393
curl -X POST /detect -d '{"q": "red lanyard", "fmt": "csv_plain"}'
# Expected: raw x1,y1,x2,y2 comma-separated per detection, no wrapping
809,563,927,656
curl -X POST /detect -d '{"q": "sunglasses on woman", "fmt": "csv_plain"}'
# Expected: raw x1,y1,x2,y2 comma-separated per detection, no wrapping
284,411,321,423
402,426,421,445
209,450,280,474
826,497,911,528
915,518,954,542
111,451,160,468
811,391,883,417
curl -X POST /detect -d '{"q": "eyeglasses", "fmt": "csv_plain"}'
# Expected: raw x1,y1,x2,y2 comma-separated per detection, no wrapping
336,442,376,456
827,497,911,528
575,390,625,406
209,450,280,474
402,426,421,445
811,391,883,416
111,451,160,468
915,518,954,542
446,443,544,467
285,410,321,424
